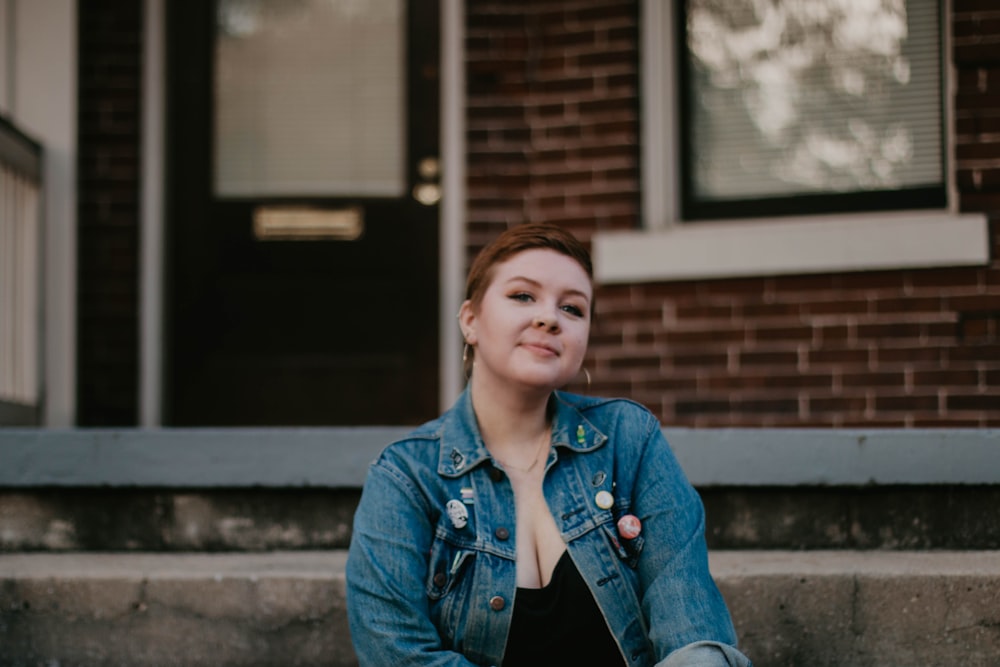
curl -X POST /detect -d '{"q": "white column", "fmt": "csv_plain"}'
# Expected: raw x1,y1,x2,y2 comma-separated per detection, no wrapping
15,0,77,426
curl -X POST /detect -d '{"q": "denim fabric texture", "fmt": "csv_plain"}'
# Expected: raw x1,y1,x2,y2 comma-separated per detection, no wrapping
346,388,752,667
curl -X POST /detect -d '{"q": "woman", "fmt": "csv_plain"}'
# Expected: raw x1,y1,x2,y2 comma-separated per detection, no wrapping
346,223,751,666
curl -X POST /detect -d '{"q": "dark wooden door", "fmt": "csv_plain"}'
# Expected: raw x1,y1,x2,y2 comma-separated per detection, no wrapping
166,0,440,425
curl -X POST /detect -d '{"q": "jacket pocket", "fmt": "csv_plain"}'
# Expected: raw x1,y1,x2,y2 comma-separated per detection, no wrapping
602,520,644,570
426,538,476,600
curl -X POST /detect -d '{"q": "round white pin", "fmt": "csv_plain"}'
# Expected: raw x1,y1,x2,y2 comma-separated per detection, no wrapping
446,499,469,529
595,490,614,510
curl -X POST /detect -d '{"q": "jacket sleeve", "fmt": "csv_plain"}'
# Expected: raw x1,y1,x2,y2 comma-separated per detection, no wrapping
625,410,753,667
346,458,479,667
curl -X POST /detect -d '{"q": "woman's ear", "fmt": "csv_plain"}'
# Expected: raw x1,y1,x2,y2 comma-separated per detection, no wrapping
458,299,477,345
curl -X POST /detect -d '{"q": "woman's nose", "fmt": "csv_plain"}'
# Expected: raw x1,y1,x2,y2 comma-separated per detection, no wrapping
534,312,559,331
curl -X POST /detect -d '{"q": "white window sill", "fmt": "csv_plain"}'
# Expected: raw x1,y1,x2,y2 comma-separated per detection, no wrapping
593,211,991,284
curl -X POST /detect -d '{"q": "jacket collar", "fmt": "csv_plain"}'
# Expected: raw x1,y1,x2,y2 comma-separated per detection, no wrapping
436,387,609,478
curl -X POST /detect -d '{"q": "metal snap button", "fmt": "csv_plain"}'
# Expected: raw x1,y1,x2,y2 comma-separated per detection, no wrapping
489,595,506,611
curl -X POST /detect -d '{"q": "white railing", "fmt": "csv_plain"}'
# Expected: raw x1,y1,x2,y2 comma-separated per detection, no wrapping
0,117,42,425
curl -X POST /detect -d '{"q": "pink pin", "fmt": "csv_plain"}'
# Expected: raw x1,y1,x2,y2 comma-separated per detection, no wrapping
617,514,641,540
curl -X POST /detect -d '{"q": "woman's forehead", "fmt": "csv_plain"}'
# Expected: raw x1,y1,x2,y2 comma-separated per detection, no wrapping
490,248,592,294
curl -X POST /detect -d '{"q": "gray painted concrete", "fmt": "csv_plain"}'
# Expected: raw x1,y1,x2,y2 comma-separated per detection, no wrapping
0,427,998,487
1,550,998,666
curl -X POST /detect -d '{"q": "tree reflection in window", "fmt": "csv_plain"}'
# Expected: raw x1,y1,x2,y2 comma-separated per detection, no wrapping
684,0,942,203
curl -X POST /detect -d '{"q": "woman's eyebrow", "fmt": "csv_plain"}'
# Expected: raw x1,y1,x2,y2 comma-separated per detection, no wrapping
504,276,591,302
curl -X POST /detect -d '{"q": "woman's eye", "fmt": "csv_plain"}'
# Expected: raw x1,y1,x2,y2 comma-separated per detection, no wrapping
562,304,584,317
509,292,533,303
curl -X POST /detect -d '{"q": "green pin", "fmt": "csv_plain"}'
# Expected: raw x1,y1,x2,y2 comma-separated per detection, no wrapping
576,424,586,445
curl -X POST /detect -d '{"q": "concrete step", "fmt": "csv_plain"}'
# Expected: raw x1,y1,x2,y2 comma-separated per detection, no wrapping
1,550,998,667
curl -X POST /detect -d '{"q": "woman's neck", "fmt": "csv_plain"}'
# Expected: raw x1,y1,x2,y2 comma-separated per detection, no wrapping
469,373,551,452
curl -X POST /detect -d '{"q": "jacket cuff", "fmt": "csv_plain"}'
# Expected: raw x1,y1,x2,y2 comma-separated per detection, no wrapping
655,641,753,667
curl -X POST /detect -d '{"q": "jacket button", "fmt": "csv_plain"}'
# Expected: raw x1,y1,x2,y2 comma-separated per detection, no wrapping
489,595,506,611
494,527,510,541
433,572,447,587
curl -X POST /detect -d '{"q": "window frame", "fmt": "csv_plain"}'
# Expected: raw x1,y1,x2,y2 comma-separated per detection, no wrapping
592,0,988,285
675,0,948,221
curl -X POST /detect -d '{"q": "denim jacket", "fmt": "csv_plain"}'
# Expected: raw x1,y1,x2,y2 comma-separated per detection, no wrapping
346,388,752,667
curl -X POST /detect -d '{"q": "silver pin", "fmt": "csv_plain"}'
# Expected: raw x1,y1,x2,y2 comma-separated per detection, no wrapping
446,499,469,529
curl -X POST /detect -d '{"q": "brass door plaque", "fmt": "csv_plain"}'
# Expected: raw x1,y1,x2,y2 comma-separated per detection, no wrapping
252,206,364,241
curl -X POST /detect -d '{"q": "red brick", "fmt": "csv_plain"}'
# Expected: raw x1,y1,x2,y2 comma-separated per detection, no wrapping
605,353,664,372
841,371,905,388
949,294,1000,311
874,395,939,411
811,397,867,414
674,399,733,416
959,191,1000,212
956,112,1000,133
947,343,1000,362
875,346,947,365
740,302,801,318
740,350,799,366
672,351,728,368
855,322,928,341
732,398,799,414
804,299,870,316
954,44,1000,66
874,296,944,314
833,271,909,291
703,373,832,391
956,141,1000,160
751,324,813,343
663,328,748,346
947,393,1000,410
809,348,869,366
913,369,981,386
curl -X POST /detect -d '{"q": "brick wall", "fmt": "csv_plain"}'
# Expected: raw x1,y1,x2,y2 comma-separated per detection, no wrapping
77,1,143,425
465,0,640,251
466,0,1000,427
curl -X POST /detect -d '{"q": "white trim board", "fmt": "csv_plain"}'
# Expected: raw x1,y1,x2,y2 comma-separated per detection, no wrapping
594,211,990,284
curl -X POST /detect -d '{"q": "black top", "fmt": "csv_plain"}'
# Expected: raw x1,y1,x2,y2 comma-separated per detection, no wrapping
502,550,627,666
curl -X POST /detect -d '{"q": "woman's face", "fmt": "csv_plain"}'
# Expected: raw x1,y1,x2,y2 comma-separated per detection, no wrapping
460,248,592,393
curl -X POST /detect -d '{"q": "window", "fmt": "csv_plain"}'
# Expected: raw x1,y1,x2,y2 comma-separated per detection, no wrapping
591,0,988,285
678,0,945,220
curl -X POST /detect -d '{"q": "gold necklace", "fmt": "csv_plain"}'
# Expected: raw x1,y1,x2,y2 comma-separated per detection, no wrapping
493,429,550,473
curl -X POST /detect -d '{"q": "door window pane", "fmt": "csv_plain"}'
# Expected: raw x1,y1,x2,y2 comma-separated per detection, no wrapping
214,0,404,197
682,0,943,217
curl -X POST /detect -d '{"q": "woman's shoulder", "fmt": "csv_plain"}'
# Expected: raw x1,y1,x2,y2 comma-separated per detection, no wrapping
554,390,660,424
370,414,447,470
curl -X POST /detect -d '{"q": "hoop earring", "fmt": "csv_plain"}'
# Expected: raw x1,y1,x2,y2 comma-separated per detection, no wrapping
463,343,473,381
583,367,592,389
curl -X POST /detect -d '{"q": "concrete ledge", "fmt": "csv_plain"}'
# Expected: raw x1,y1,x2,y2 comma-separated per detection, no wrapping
1,550,998,666
0,551,356,667
713,551,1000,667
1,427,997,487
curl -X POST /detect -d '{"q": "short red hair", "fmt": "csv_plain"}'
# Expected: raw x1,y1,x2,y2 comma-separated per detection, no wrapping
464,223,593,309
